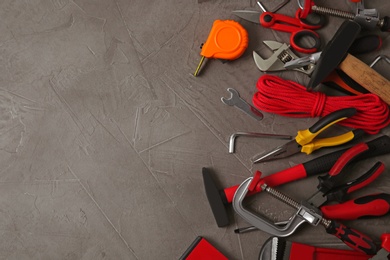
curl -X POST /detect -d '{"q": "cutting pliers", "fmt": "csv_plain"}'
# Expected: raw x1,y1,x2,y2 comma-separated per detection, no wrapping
305,142,388,220
234,143,388,254
252,107,365,163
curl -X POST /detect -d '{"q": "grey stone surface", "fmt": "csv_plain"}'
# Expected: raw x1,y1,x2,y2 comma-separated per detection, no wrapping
0,0,388,259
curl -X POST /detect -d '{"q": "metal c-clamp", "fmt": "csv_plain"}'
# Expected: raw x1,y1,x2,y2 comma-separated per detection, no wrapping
232,177,323,237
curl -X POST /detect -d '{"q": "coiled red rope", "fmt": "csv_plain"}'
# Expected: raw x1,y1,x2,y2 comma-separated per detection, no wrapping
252,75,390,135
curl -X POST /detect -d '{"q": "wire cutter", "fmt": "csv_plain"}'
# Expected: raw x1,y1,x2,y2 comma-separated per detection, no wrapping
252,107,365,163
232,9,325,53
234,143,387,255
305,143,387,220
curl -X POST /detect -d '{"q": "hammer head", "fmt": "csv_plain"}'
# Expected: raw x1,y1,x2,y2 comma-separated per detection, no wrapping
202,167,230,227
308,20,361,90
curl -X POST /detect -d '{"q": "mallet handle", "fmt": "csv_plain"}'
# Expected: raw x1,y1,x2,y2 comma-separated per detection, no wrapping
338,54,390,104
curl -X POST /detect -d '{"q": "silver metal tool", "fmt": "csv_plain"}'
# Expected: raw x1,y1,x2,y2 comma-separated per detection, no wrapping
221,88,264,121
232,177,313,237
286,52,389,72
253,41,315,75
257,0,290,13
370,248,389,260
283,51,321,69
370,55,390,68
229,132,292,153
297,0,389,31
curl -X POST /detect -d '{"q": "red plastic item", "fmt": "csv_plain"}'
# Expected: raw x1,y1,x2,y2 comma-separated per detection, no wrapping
329,143,368,176
322,193,390,220
289,241,372,260
381,234,390,252
200,20,248,60
259,10,322,53
252,75,390,135
179,237,228,260
224,165,307,203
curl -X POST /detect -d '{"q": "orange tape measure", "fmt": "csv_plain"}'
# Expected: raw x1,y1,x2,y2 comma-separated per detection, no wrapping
194,20,248,76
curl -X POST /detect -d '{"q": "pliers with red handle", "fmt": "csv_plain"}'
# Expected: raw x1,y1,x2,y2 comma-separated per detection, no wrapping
305,143,388,221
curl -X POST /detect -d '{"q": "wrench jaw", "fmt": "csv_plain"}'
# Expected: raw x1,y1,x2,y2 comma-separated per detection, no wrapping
232,178,306,237
253,41,314,75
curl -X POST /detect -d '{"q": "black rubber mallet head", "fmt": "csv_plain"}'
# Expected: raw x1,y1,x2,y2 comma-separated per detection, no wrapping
202,167,230,227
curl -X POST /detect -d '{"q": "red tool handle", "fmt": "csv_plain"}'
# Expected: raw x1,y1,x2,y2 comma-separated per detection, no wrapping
223,136,390,204
381,233,390,252
322,193,390,220
324,161,385,203
329,143,368,176
289,241,372,260
326,221,377,255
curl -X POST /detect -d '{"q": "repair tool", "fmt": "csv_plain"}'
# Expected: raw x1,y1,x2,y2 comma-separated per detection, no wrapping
232,6,325,53
281,34,382,95
193,20,248,76
321,193,390,220
179,236,228,260
252,107,364,163
370,234,390,260
283,34,382,70
257,0,290,13
203,135,390,227
233,177,378,254
370,55,390,68
297,0,390,32
237,143,389,233
303,143,385,215
308,20,390,104
252,35,381,93
221,88,264,121
228,132,292,153
258,236,374,260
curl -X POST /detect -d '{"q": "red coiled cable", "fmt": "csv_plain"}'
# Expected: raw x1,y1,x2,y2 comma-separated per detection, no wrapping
252,75,390,135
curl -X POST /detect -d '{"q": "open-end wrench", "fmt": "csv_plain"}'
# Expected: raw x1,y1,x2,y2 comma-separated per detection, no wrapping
221,88,264,121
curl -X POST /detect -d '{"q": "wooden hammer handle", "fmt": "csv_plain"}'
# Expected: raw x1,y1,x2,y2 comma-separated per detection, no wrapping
338,54,390,104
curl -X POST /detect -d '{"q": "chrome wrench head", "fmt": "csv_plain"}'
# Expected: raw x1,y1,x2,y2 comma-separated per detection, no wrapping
232,177,307,237
221,88,263,121
253,41,314,75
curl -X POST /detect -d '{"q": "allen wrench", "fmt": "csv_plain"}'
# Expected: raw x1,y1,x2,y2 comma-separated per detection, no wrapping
229,132,292,153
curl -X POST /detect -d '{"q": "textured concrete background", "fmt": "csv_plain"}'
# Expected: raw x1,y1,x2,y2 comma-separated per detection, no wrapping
0,0,389,259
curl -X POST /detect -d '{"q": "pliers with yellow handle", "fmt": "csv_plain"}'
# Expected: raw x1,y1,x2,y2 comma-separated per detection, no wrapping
252,108,365,163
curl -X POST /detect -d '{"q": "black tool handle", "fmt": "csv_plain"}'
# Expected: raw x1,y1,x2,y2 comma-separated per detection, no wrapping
304,135,390,177
322,193,390,220
349,34,382,55
380,16,390,32
326,162,385,202
308,108,356,133
326,220,377,255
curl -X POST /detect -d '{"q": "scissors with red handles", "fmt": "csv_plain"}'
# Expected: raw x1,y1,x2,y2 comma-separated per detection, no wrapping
233,9,325,53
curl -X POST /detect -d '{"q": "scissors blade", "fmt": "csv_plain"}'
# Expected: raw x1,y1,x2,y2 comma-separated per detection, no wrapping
232,10,261,24
252,139,301,163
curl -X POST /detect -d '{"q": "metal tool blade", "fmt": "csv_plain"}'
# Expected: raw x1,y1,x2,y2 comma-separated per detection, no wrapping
306,190,327,208
259,237,291,260
232,10,261,24
284,52,322,69
308,20,361,90
369,248,389,259
252,139,300,163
